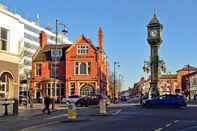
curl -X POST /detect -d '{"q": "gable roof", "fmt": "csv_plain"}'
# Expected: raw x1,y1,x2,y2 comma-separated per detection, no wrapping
33,44,71,62
183,70,197,78
66,35,97,52
177,65,197,72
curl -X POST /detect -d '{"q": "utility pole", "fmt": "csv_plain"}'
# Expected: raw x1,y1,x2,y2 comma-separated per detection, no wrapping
113,61,120,103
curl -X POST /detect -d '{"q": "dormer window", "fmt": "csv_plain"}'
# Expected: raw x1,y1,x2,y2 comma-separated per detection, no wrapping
77,45,88,54
51,49,62,59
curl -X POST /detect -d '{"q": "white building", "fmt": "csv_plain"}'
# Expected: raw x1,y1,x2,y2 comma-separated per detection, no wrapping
0,4,24,55
0,3,72,97
0,4,23,99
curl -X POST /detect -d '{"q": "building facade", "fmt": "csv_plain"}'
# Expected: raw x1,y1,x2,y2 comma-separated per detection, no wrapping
135,74,179,98
159,74,178,95
32,28,108,100
134,66,197,99
182,71,197,100
0,5,23,99
0,3,71,97
177,65,197,94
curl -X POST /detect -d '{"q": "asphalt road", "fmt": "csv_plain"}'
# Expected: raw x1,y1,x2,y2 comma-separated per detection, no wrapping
1,104,197,131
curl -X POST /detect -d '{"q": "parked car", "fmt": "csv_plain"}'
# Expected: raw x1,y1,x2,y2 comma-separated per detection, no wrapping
19,95,28,105
127,95,141,103
75,96,111,107
75,97,100,107
62,95,80,104
143,94,187,108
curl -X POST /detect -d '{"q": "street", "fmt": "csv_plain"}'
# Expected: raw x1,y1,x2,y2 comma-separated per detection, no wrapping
1,104,197,131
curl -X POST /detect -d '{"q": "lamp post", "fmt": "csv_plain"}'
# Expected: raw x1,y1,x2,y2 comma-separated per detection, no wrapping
55,19,68,103
113,61,120,103
118,74,123,99
27,72,33,108
185,64,191,101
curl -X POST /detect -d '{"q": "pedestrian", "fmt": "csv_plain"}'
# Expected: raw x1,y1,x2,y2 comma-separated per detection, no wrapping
140,93,144,105
42,95,51,115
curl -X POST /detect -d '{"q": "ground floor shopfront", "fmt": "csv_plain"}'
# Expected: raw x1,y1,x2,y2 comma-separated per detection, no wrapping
32,80,105,101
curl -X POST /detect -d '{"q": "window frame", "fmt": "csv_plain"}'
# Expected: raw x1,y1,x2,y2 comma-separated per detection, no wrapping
77,45,88,55
35,63,42,76
0,27,9,51
74,62,91,75
50,63,59,78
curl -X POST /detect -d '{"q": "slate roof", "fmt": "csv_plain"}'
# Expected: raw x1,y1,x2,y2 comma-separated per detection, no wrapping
33,44,71,62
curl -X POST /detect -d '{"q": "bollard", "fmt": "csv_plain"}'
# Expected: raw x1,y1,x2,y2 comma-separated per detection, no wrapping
13,99,18,115
3,99,8,116
67,102,77,121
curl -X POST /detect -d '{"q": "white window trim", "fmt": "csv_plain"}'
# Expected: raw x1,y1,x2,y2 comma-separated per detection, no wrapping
74,62,91,75
77,45,88,55
0,27,9,52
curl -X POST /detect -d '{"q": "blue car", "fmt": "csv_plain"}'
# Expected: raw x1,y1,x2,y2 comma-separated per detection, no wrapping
143,94,187,108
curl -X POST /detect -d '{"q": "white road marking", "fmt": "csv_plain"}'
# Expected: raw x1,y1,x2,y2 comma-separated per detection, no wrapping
111,109,122,115
174,120,180,123
46,114,67,120
155,128,163,131
165,123,172,127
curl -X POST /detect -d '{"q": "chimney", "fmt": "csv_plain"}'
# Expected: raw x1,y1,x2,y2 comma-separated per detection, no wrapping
39,31,47,48
98,27,103,49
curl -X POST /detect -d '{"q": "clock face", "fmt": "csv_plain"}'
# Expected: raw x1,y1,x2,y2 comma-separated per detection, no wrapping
150,29,158,37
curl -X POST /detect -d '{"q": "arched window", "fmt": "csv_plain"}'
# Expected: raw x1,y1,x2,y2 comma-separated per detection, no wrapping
80,63,87,74
0,72,13,98
80,85,95,97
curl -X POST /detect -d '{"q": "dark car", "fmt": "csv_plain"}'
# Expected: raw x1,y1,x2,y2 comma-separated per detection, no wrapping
19,95,28,105
143,94,187,108
75,97,100,107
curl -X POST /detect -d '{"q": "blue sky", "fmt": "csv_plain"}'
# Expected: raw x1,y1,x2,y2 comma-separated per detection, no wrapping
1,0,197,90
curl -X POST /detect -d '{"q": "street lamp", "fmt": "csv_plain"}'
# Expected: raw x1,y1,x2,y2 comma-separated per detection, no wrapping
26,72,33,108
185,64,191,101
55,19,68,103
113,61,120,103
118,74,123,99
55,19,68,44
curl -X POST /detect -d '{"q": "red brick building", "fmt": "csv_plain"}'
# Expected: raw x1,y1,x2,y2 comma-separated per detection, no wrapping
31,28,108,100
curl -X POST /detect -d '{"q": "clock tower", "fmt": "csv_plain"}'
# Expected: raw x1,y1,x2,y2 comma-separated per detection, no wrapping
147,14,163,98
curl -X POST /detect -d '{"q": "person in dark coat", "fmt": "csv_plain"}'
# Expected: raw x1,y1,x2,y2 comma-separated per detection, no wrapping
42,96,51,115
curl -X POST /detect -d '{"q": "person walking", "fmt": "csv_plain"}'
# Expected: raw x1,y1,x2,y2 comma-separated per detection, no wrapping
42,96,51,115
